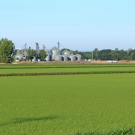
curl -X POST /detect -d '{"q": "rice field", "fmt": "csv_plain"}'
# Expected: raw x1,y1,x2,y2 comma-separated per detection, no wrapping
0,64,135,68
0,67,135,74
1,74,135,134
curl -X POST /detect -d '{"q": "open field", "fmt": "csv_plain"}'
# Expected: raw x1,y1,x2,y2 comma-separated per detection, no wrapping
1,74,135,134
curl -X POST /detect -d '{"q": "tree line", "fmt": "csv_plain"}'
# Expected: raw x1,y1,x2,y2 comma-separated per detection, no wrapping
0,38,135,63
71,48,135,60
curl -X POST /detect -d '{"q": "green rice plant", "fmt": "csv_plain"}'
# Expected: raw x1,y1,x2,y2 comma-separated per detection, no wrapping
1,64,135,69
1,70,135,77
74,126,135,135
0,67,135,75
1,74,135,134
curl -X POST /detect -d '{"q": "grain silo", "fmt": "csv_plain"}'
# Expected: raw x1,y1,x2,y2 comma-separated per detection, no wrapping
76,54,82,61
62,55,68,61
54,54,62,61
69,54,76,61
42,44,82,62
62,50,71,56
45,53,51,61
51,47,62,60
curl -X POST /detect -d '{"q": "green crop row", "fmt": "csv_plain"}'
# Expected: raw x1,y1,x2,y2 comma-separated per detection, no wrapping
1,67,135,74
1,70,135,77
0,64,135,69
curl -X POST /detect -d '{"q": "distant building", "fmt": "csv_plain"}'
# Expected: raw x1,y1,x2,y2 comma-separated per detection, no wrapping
14,44,82,61
45,47,82,61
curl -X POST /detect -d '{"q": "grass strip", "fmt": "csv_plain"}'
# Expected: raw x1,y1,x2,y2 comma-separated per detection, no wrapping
1,70,135,77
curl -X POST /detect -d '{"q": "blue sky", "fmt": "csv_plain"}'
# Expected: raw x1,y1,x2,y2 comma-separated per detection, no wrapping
0,0,135,51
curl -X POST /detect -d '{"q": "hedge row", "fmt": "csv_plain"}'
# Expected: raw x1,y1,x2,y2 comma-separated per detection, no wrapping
1,71,135,77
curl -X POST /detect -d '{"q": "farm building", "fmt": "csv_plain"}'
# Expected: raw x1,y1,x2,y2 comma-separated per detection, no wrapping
14,43,82,61
45,47,82,61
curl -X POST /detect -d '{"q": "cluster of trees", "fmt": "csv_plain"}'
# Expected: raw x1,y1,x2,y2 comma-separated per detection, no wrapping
0,38,47,63
0,38,16,63
27,49,47,61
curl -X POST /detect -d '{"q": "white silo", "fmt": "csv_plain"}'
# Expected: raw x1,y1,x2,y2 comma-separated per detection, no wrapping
69,54,76,61
45,53,50,61
54,54,62,61
51,47,62,60
62,50,71,56
76,54,82,61
62,55,68,61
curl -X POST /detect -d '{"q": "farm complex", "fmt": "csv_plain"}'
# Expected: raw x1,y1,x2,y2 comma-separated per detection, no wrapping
15,43,82,62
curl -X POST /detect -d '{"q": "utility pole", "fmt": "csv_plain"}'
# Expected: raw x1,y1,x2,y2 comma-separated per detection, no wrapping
24,43,28,61
57,41,60,49
35,42,39,58
24,43,27,53
43,44,45,51
131,53,133,60
92,50,93,62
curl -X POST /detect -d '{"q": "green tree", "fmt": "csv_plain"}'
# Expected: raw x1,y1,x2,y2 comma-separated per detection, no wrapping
93,48,99,60
16,57,19,60
115,48,119,52
109,51,118,60
118,49,127,60
0,38,16,63
74,50,79,55
88,54,92,59
61,48,71,52
98,49,112,60
39,50,47,60
27,50,37,60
